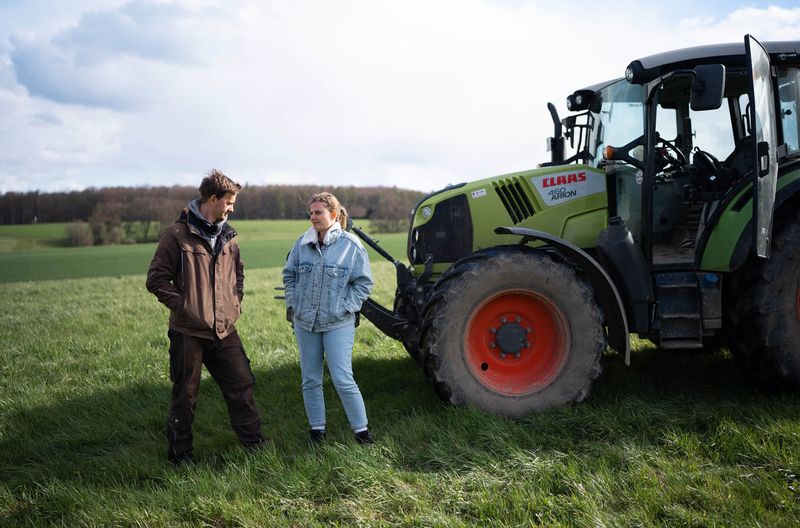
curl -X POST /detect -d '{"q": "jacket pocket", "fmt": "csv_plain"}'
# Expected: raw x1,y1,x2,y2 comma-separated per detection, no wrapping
322,265,348,320
294,264,313,316
175,246,213,330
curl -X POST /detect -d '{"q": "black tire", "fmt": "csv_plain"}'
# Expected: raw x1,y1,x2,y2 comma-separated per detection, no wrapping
419,248,606,416
727,208,800,387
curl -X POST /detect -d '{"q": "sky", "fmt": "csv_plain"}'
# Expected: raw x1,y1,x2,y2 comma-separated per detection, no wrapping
0,0,799,194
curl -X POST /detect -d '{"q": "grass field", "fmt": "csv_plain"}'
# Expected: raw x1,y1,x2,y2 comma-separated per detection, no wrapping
1,221,800,526
0,223,69,251
0,220,407,283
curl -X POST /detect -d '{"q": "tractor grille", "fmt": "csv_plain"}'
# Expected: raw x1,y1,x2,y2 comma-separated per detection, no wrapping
410,194,472,265
493,178,535,224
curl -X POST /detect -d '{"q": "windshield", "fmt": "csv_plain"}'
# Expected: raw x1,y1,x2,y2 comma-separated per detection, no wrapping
586,80,647,168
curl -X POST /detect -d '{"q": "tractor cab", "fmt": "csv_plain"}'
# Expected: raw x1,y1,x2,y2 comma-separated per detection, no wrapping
550,36,791,269
541,36,799,348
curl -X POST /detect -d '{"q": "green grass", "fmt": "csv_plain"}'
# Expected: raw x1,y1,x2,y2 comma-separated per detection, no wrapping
0,220,407,283
0,223,69,251
1,256,799,527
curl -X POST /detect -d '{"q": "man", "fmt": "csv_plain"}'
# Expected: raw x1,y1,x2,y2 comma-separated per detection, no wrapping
146,169,267,465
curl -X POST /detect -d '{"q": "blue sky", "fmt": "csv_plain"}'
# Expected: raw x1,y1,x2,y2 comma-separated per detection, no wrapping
1,0,799,193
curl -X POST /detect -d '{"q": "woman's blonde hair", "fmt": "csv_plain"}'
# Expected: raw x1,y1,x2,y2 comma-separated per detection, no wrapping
307,192,348,229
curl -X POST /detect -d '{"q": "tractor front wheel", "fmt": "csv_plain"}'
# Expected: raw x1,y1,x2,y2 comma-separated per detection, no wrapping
419,249,606,416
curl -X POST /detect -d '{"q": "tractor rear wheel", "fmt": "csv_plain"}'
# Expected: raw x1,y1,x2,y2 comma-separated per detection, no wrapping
419,249,606,416
727,208,800,387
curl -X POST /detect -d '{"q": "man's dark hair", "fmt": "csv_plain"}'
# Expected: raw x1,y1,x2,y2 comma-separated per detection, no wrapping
199,169,242,202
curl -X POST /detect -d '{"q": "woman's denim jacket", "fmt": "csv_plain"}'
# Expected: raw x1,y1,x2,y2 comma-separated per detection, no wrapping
282,223,373,332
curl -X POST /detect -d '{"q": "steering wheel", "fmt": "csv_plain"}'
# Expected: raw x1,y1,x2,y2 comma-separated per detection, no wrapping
655,136,687,172
692,148,720,172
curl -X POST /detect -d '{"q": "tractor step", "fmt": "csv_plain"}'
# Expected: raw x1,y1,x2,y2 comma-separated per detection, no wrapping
659,312,701,319
655,272,703,348
659,339,705,349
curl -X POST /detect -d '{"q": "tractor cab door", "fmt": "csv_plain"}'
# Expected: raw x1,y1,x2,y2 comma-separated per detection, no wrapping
746,34,779,258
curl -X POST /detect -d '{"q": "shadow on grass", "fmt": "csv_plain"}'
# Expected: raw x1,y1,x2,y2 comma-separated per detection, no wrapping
1,346,798,488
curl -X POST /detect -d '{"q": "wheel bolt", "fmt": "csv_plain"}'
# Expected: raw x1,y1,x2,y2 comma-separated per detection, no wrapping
525,327,532,334
489,342,496,349
515,316,521,323
489,327,497,334
514,352,521,358
501,317,507,323
500,352,507,358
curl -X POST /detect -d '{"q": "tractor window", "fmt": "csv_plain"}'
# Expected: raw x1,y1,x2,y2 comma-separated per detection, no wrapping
689,103,735,159
589,80,646,168
738,93,753,135
656,106,678,143
777,67,800,157
657,74,734,161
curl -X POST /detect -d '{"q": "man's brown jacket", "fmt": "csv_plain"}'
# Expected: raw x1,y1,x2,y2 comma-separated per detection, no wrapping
146,209,244,340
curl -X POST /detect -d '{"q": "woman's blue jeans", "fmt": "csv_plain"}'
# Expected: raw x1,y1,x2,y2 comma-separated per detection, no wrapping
294,324,368,431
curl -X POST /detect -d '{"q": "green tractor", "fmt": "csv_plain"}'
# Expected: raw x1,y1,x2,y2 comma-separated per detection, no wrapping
353,35,800,417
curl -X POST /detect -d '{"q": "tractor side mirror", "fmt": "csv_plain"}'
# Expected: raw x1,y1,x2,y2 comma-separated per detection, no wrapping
691,64,726,111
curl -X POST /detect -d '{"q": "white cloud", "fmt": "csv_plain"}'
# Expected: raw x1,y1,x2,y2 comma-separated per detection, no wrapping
680,6,800,42
0,86,124,192
8,0,226,109
0,0,798,194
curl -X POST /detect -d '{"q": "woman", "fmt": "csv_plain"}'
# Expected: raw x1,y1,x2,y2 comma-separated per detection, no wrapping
282,192,375,445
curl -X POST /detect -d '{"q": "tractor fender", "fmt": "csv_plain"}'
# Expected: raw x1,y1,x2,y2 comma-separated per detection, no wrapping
495,226,631,365
728,167,800,271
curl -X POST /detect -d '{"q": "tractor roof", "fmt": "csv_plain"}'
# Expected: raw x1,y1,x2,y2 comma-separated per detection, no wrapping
569,40,800,109
627,40,800,84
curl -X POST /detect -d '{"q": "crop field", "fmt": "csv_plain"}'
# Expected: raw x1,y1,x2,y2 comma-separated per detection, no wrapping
1,221,799,527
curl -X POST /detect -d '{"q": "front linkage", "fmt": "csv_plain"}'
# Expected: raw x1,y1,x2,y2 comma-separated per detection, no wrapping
348,220,432,353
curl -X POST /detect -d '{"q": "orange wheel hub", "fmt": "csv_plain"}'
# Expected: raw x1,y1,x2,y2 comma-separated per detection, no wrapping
464,290,569,395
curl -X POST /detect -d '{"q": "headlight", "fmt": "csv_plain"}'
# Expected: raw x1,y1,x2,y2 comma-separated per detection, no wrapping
421,206,432,219
625,66,634,82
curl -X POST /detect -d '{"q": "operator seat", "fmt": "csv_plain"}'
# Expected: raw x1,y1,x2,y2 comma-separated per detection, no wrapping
690,136,752,193
718,135,752,184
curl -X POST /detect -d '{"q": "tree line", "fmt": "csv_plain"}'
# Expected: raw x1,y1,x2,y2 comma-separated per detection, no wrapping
3,185,425,245
1,185,423,224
